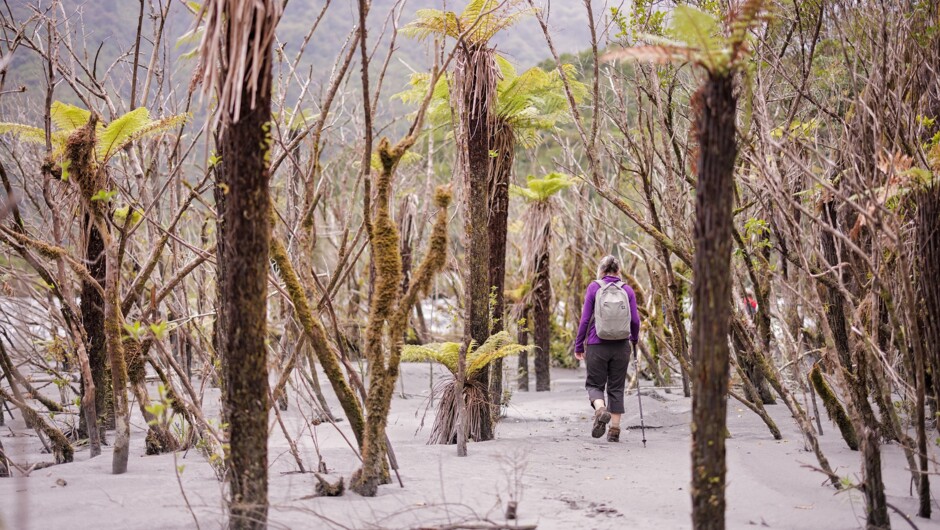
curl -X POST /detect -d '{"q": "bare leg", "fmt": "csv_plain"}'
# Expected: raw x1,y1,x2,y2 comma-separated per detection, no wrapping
611,413,622,428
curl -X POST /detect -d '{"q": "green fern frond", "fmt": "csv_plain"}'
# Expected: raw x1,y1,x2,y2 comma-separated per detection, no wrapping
402,342,460,374
401,9,462,40
466,330,527,375
97,109,189,162
403,0,530,45
50,102,91,132
511,172,573,203
402,331,528,377
97,107,151,161
0,123,51,144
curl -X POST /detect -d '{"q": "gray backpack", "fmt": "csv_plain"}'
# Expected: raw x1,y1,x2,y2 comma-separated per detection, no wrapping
592,280,631,340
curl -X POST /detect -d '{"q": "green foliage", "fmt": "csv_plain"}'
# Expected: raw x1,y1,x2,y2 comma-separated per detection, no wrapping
611,0,666,41
603,1,768,75
396,57,584,149
97,107,189,162
90,189,118,202
401,330,529,377
402,0,532,46
50,101,91,132
113,206,143,228
149,320,170,341
123,321,145,341
510,172,573,203
770,119,819,140
0,102,188,167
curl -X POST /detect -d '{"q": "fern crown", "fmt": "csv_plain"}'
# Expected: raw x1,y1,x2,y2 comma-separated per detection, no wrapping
0,102,189,169
401,331,529,377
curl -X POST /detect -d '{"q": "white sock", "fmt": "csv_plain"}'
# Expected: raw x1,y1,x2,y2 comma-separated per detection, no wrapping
593,399,606,410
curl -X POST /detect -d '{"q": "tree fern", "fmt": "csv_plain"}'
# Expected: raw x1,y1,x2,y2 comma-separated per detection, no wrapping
1,103,188,167
511,172,573,203
402,0,531,46
402,331,528,377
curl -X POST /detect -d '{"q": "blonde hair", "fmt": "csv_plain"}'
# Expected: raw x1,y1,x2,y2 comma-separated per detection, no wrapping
596,255,620,279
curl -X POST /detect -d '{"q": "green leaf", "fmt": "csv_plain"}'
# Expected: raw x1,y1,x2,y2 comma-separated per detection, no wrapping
0,123,49,143
97,108,151,161
149,320,170,341
97,109,189,162
91,189,118,202
50,101,91,132
113,206,142,228
666,5,725,70
511,172,573,203
123,321,144,340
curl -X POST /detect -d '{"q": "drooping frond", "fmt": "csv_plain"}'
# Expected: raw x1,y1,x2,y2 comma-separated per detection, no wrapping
50,102,91,132
195,0,283,122
0,123,70,161
0,123,52,144
601,45,694,65
96,107,150,161
494,63,585,146
401,9,462,41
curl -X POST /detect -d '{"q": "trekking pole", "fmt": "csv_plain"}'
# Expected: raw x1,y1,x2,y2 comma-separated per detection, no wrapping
633,341,647,447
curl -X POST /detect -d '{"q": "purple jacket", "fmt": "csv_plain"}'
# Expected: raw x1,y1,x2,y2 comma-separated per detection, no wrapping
575,275,640,353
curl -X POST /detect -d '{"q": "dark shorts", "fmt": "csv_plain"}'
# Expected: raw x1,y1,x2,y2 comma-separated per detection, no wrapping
585,341,630,414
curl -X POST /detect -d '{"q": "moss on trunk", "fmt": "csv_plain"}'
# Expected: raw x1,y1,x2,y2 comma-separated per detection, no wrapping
808,363,858,451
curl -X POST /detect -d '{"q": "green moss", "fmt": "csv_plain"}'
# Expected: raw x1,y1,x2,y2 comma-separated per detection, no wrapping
809,363,859,451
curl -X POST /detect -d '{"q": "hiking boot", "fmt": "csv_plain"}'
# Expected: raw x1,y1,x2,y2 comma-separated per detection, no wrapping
607,426,621,443
592,406,611,438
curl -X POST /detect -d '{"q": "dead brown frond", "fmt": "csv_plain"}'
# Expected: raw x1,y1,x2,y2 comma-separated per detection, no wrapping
195,0,283,122
601,46,692,65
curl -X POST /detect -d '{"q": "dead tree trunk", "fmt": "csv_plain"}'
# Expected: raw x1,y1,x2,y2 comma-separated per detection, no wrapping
690,74,735,530
820,202,889,528
103,222,130,475
915,183,939,517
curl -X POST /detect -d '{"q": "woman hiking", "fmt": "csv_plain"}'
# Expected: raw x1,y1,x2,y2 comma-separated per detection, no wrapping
574,255,641,442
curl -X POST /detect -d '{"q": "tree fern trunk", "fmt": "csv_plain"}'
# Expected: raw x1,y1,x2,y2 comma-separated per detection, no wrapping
457,43,494,439
690,73,735,530
81,216,112,437
518,305,530,391
218,21,275,528
533,221,552,392
487,121,513,418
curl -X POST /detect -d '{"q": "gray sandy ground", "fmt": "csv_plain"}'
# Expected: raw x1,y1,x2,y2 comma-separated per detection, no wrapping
1,363,938,529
